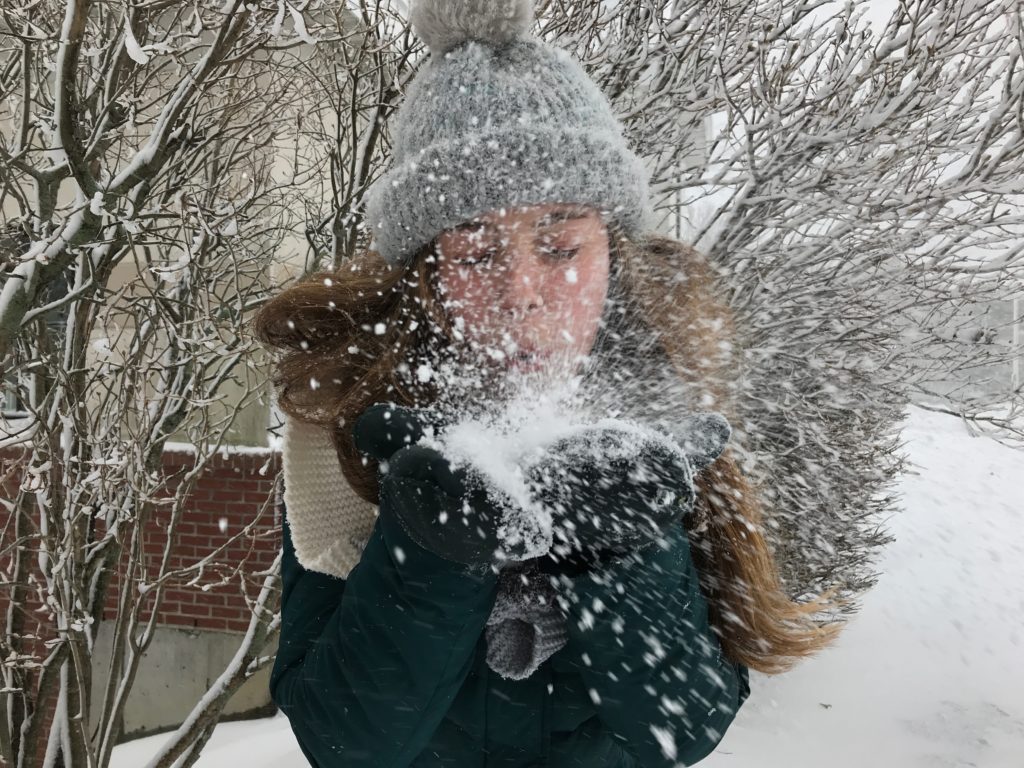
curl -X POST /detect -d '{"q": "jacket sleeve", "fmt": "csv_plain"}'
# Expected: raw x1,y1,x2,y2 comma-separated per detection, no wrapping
269,498,499,768
555,522,751,767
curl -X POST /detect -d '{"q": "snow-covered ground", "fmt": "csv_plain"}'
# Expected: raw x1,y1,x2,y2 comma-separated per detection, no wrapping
112,405,1024,767
706,405,1024,768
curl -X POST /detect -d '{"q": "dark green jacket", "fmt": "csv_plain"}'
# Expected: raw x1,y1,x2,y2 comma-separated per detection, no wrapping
270,498,750,767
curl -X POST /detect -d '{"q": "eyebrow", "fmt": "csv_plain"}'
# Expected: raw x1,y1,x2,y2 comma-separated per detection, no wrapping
452,206,593,233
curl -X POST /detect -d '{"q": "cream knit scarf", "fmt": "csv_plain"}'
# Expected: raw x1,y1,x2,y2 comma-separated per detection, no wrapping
279,416,567,681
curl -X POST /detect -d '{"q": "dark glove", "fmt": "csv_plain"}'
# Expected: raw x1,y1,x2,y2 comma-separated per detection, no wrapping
526,413,731,575
352,403,520,569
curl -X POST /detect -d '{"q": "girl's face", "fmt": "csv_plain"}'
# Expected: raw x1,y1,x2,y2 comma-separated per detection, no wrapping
434,202,610,376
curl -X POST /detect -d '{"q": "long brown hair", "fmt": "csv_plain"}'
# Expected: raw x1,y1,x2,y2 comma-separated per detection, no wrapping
251,227,846,674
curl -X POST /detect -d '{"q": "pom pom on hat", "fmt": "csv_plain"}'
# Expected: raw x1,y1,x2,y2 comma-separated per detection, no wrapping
410,0,535,54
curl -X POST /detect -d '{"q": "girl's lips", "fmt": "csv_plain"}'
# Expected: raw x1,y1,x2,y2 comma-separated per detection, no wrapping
507,349,548,371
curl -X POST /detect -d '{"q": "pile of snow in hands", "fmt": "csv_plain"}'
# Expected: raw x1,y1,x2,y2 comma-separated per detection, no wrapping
416,368,692,561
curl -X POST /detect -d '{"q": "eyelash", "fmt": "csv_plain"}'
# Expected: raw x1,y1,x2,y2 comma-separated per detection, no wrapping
458,246,580,266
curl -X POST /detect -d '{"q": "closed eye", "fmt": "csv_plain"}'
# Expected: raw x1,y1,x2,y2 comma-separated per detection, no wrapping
539,245,580,261
457,246,579,265
456,248,500,266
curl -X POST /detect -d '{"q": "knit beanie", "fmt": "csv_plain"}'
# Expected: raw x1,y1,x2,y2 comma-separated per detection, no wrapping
361,0,655,268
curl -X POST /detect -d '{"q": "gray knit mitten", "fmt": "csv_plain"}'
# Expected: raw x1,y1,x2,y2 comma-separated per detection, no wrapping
484,561,568,680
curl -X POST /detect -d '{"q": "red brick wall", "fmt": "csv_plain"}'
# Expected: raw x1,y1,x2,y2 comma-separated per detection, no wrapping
110,446,283,633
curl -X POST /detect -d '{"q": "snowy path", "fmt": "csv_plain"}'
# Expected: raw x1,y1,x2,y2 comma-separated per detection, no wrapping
112,406,1024,767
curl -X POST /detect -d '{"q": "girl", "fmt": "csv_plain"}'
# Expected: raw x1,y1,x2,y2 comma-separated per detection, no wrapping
253,2,844,766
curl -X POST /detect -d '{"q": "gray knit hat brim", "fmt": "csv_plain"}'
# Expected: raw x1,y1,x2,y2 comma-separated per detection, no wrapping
364,125,653,266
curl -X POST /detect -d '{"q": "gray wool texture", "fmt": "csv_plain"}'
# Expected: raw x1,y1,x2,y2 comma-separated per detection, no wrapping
361,0,655,268
484,561,569,681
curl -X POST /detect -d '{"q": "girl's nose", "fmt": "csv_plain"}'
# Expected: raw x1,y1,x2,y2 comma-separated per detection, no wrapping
500,248,546,317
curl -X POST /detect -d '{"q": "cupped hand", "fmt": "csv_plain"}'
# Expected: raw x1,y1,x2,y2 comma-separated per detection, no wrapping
353,403,526,568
